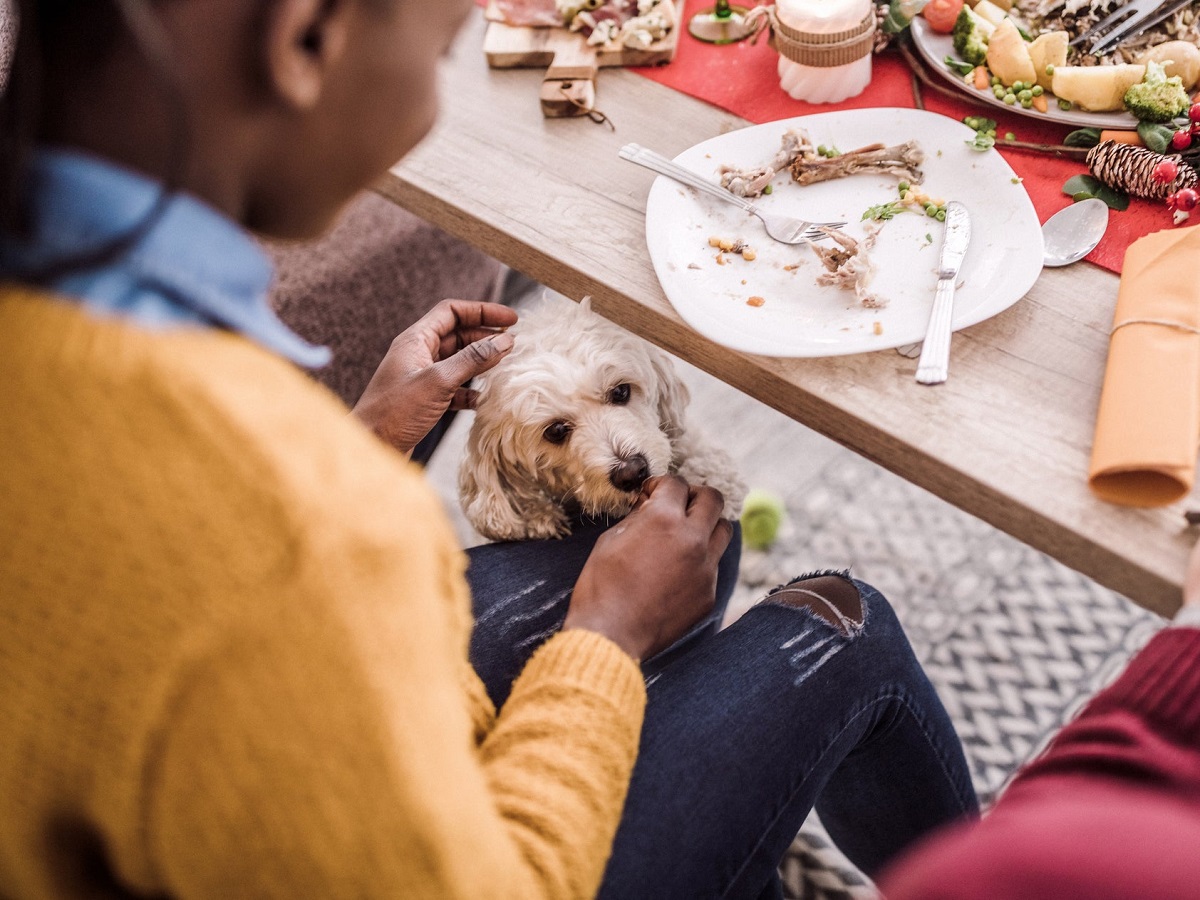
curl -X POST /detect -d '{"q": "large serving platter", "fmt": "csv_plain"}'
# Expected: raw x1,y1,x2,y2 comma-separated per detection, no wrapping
910,17,1138,130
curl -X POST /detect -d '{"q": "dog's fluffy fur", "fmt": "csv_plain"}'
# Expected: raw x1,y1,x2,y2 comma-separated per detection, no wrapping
459,296,745,541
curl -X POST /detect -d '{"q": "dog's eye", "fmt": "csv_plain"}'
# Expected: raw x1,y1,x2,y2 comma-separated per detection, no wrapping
607,383,632,405
542,421,572,445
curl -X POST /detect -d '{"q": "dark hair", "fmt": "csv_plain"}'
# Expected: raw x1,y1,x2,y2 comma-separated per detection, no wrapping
0,0,188,281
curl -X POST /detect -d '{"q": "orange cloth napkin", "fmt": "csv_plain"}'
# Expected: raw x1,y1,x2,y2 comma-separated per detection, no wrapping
1089,226,1200,507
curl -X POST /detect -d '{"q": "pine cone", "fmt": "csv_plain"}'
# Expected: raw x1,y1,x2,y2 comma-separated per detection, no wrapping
1086,141,1199,200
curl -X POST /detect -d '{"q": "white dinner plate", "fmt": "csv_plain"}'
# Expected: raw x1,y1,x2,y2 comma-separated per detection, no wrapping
909,18,1137,130
643,107,1043,357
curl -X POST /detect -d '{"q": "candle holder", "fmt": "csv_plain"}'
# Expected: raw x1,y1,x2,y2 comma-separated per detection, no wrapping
764,0,877,103
688,0,757,45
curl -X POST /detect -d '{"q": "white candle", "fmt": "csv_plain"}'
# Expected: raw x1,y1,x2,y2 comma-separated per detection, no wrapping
774,0,875,104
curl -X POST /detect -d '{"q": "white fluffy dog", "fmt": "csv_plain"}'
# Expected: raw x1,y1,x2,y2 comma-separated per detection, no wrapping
459,295,745,541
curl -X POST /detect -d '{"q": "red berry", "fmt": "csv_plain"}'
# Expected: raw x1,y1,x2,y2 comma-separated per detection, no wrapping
1190,103,1200,124
1153,160,1180,183
1171,129,1193,151
1171,188,1199,212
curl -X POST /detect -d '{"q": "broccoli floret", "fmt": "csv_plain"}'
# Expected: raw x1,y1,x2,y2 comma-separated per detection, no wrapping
952,7,990,67
1123,60,1190,123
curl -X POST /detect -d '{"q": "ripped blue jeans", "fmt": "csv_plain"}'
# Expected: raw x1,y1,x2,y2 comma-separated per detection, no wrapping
467,522,978,900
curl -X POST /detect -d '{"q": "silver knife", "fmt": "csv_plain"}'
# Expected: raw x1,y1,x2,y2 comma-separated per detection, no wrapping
916,201,971,386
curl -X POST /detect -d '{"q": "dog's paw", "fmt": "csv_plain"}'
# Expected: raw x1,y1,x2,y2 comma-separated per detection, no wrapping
674,454,746,520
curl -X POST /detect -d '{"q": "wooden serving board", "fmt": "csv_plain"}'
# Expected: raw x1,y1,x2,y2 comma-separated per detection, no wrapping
483,1,680,118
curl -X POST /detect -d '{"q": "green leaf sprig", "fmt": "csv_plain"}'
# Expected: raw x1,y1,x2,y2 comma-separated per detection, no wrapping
1062,174,1129,211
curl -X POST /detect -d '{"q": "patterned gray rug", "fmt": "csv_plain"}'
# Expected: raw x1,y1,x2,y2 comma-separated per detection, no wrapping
747,451,1165,898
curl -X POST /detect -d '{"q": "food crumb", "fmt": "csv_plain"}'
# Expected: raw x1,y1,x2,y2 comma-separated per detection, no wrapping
741,279,747,285
783,264,800,272
873,321,883,335
716,253,727,265
741,247,757,261
687,262,701,270
747,296,765,307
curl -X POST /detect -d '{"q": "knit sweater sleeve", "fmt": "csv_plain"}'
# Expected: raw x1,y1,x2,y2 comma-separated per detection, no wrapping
140,468,646,900
879,628,1200,899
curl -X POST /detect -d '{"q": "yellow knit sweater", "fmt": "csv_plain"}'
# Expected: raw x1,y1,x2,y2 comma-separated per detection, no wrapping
0,289,647,900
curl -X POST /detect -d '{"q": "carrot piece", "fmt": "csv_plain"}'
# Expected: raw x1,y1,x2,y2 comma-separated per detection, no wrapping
1098,129,1142,146
1031,93,1048,113
973,66,990,90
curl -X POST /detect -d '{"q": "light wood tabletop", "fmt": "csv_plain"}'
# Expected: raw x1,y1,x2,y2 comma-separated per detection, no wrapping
378,10,1196,618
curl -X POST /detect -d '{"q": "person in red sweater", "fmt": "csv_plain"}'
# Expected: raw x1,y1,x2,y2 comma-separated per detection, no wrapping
879,536,1200,900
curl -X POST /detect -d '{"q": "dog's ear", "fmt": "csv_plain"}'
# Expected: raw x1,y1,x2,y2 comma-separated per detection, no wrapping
458,422,568,541
647,347,691,443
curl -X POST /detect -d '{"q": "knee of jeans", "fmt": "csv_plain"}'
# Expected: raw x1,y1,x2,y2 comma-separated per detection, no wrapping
758,571,867,637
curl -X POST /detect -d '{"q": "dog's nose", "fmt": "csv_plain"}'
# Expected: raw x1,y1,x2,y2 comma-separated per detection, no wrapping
609,455,650,493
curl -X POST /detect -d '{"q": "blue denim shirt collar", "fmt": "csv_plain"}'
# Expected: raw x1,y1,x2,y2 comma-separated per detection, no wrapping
0,147,330,368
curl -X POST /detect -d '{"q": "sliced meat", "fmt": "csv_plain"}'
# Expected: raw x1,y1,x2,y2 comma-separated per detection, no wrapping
487,0,563,28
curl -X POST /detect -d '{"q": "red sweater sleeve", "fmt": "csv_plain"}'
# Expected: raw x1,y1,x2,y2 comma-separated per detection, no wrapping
879,628,1200,900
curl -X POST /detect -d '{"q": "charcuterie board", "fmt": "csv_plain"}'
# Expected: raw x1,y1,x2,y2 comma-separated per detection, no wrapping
483,0,680,118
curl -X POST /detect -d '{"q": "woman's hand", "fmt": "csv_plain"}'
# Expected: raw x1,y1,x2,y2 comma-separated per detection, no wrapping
564,476,733,661
1184,532,1200,609
352,300,519,454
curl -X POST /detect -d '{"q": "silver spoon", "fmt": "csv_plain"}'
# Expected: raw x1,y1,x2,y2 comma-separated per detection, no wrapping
1042,198,1109,267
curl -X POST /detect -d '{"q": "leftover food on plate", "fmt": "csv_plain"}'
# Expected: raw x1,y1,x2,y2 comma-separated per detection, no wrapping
718,129,925,198
811,224,883,309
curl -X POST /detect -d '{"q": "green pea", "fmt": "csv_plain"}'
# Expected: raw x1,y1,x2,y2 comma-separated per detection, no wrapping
1011,81,1024,92
1021,97,1033,108
763,184,773,194
1004,93,1016,105
993,85,1007,99
1045,64,1055,76
935,209,947,222
898,180,910,193
1058,98,1071,110
817,144,828,155
1031,85,1043,96
1018,90,1033,101
990,76,1001,87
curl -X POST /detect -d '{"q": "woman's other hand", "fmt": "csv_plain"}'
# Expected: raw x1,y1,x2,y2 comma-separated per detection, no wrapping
564,476,734,661
352,300,518,454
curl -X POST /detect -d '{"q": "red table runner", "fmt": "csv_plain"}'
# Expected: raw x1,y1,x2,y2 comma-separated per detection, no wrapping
631,0,1199,274
477,0,1194,274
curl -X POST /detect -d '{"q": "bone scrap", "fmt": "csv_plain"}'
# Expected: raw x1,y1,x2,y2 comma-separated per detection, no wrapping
789,141,924,187
810,225,884,309
719,129,812,198
719,130,923,197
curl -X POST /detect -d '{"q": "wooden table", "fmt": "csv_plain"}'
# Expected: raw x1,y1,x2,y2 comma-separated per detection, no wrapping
379,10,1195,618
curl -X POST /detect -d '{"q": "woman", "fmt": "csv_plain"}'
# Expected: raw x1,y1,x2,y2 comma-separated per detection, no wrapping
0,2,975,897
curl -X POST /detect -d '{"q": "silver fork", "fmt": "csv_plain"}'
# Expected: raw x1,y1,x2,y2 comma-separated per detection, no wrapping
1070,0,1192,54
619,143,845,245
